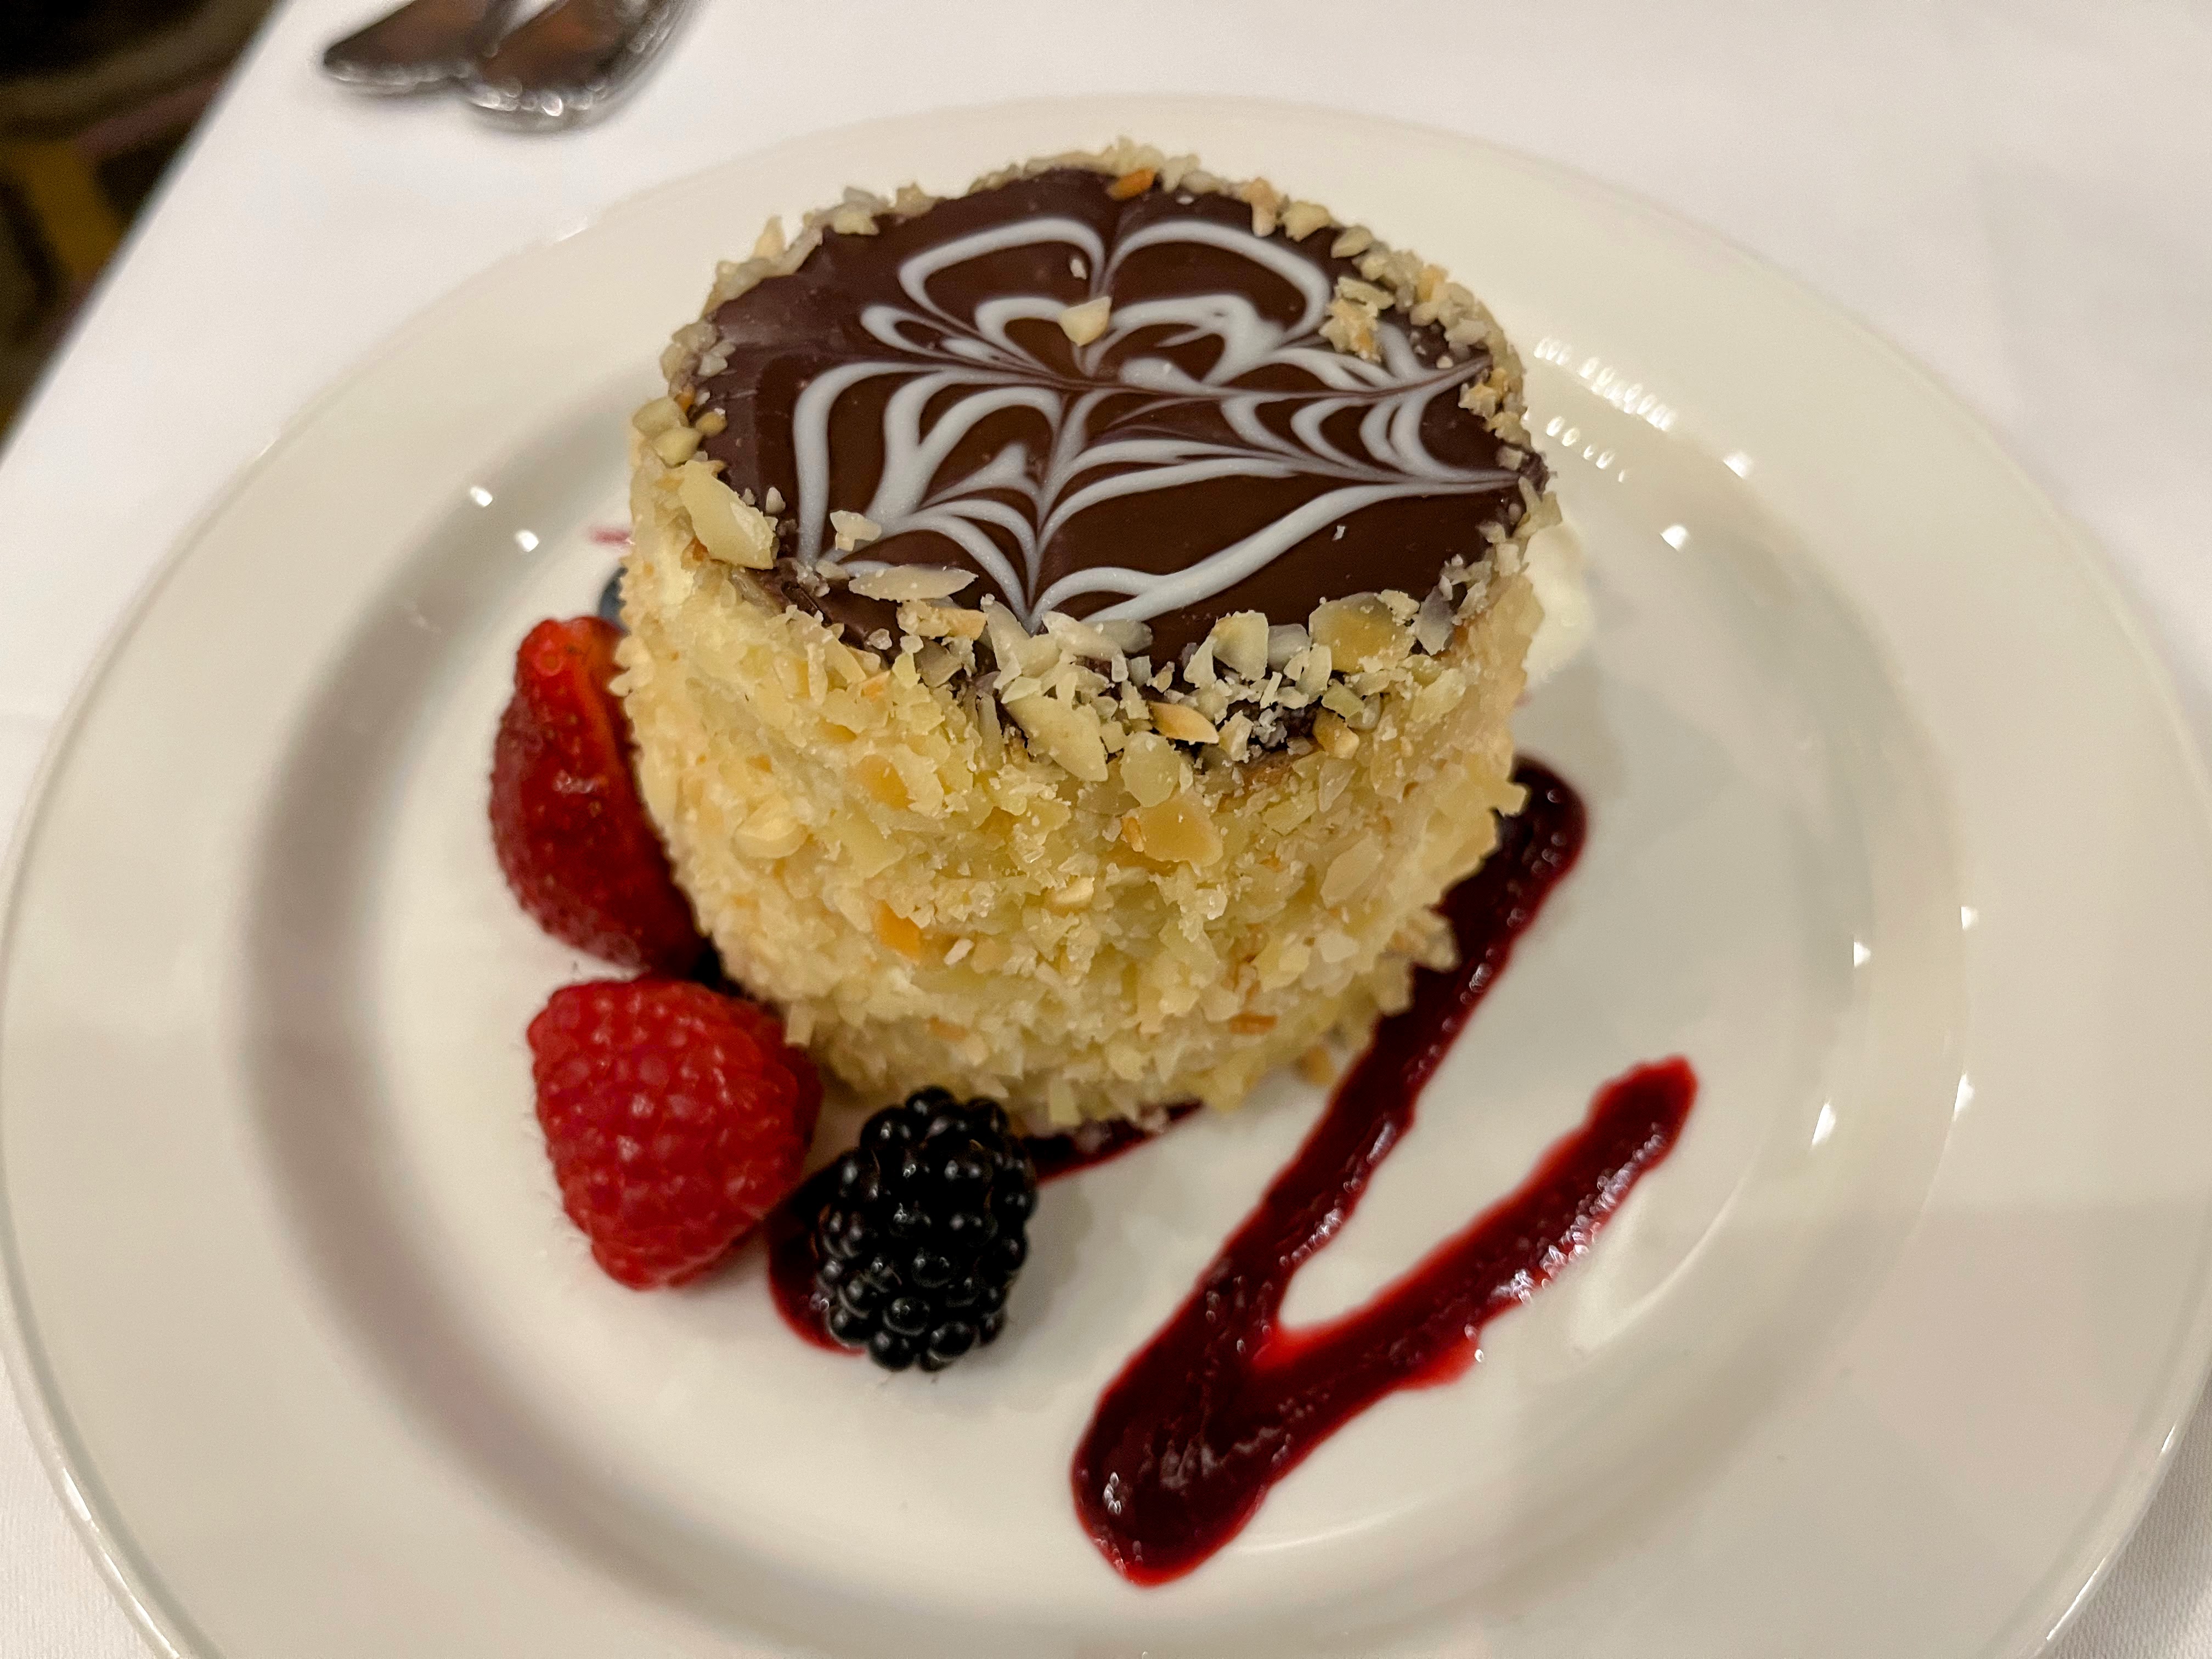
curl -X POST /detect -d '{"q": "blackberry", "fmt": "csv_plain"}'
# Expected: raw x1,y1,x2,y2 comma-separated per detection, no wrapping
811,1088,1037,1372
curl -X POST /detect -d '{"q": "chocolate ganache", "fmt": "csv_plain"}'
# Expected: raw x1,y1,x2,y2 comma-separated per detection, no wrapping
690,168,1546,660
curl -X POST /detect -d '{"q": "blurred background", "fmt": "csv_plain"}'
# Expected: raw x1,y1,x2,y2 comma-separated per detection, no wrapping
0,0,272,430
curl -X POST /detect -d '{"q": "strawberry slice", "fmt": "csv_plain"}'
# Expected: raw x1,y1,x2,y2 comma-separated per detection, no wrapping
490,616,704,973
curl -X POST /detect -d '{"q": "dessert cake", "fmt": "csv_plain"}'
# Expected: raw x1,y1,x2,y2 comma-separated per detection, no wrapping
617,140,1560,1125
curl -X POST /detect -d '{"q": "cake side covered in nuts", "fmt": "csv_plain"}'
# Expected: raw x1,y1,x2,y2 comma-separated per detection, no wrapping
617,142,1554,1124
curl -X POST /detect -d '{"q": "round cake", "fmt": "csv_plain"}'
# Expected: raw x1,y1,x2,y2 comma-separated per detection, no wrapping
617,140,1559,1125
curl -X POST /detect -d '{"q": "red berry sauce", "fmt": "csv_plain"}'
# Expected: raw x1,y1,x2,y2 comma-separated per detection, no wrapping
1027,1103,1202,1183
764,763,1696,1588
1070,764,1696,1583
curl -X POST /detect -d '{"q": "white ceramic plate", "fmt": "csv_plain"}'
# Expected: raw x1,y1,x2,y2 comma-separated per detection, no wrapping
6,97,2212,1659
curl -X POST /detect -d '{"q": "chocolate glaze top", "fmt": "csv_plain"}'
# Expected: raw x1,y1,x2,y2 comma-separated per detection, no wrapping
693,168,1545,659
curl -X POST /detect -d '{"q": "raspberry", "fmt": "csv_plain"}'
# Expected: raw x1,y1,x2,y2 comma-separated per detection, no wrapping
490,616,704,973
529,978,821,1289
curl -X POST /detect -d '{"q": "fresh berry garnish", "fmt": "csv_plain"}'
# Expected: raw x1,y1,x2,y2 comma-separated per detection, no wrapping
595,569,624,629
811,1088,1038,1372
490,616,702,972
529,978,821,1289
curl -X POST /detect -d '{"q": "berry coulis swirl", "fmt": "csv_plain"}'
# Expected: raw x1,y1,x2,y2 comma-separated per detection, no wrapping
766,764,1697,1583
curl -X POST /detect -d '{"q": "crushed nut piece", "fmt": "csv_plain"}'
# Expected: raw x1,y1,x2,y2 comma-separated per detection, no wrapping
901,600,987,640
1042,610,1121,661
650,426,701,466
856,753,910,808
732,800,805,859
631,396,685,438
1310,594,1402,672
1133,792,1222,866
1321,294,1379,361
676,460,775,568
1006,693,1108,782
1117,731,1182,806
1239,177,1284,237
1320,682,1369,723
849,565,972,602
1322,836,1385,905
873,901,923,958
1047,875,1097,911
1206,610,1269,679
1059,296,1113,345
1106,167,1155,200
830,509,882,551
1313,710,1361,757
1146,701,1220,744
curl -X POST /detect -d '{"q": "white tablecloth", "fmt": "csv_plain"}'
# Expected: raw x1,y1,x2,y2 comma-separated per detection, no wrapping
3,1,2209,1651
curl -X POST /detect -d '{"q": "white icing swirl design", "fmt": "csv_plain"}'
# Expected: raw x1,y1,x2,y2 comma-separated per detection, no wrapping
786,212,1518,629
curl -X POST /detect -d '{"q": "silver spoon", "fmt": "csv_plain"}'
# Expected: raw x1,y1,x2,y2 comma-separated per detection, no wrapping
461,0,695,131
321,0,522,93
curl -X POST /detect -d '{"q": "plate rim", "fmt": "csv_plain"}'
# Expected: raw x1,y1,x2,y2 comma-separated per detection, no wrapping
3,91,2210,1659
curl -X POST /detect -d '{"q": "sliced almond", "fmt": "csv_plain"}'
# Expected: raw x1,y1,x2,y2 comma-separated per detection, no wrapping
1146,701,1220,745
1096,617,1153,654
849,564,972,602
1117,731,1182,808
1322,836,1385,905
1042,610,1121,661
1206,610,1269,680
732,800,805,859
855,753,910,809
1321,682,1369,723
1005,693,1108,782
676,460,776,569
900,600,987,640
1310,594,1402,672
1134,792,1223,867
